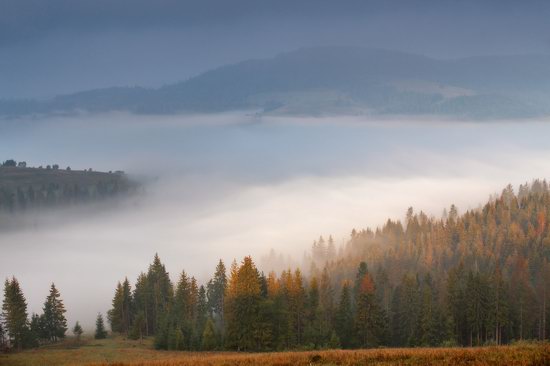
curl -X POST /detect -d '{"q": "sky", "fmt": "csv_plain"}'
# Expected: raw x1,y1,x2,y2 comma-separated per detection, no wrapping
1,0,550,98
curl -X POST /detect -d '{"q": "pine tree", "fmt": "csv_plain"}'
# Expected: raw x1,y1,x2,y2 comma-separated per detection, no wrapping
94,313,108,339
108,282,123,333
133,273,150,336
225,256,262,351
72,321,83,342
169,270,192,350
2,277,31,350
207,260,227,321
146,254,173,335
42,283,67,342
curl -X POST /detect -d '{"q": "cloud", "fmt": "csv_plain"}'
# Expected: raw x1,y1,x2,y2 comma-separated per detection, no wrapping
1,0,547,42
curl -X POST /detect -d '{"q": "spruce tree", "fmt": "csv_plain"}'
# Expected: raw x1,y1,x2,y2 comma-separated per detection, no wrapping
2,277,31,350
225,256,262,351
94,313,108,339
207,260,227,319
169,270,192,350
72,321,83,342
108,278,132,335
29,313,42,345
354,262,387,348
206,260,227,344
146,254,173,335
132,273,150,336
42,283,67,342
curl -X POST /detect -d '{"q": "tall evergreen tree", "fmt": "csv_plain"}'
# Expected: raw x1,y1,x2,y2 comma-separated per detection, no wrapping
207,260,227,320
225,256,263,351
354,262,387,348
2,277,31,350
146,254,173,335
94,313,108,339
132,273,150,336
42,283,67,342
108,278,132,335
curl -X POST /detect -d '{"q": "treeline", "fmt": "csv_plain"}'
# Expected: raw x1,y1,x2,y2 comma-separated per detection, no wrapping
0,278,108,352
0,159,132,213
304,180,550,347
1,279,68,351
4,180,550,352
109,180,550,351
108,254,383,351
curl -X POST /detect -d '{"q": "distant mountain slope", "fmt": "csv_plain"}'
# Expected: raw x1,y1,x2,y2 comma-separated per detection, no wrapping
2,47,550,119
0,165,132,213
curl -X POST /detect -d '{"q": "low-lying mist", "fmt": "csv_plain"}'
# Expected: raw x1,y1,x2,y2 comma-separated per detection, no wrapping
2,113,550,330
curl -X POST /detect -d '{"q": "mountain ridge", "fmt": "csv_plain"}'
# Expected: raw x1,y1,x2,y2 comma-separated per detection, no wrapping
3,46,550,119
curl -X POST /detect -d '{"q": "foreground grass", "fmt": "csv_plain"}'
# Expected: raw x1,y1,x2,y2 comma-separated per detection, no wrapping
1,337,549,366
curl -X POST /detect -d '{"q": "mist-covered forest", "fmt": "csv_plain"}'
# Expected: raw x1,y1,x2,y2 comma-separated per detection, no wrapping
0,159,133,214
3,180,550,352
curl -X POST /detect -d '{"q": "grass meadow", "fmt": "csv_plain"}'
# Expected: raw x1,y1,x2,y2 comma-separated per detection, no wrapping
1,337,550,366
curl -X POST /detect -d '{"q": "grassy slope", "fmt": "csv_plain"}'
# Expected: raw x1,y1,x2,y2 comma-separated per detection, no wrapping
1,337,549,366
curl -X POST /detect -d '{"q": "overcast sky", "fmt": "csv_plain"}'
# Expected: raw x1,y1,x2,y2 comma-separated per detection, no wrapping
1,0,550,99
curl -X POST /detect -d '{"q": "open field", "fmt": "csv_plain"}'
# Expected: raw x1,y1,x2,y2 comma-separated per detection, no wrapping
1,338,550,366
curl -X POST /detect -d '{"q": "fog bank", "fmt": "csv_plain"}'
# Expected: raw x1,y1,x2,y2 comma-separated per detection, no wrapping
2,113,550,330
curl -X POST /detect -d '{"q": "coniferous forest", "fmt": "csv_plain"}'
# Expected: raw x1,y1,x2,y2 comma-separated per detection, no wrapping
0,160,132,213
3,180,550,353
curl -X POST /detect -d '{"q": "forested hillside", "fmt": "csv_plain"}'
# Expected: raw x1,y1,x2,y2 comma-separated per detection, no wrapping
102,180,550,351
0,160,132,213
3,180,550,352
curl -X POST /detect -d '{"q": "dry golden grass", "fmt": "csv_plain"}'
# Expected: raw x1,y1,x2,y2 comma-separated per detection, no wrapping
1,337,549,366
